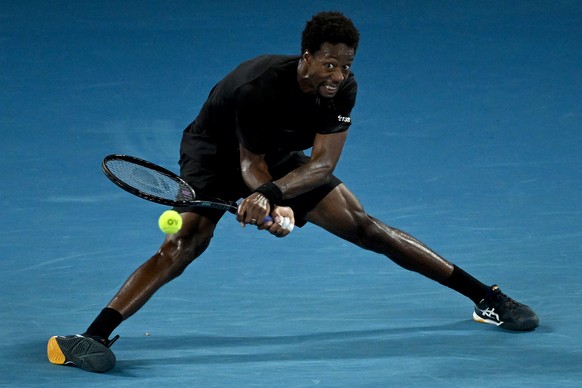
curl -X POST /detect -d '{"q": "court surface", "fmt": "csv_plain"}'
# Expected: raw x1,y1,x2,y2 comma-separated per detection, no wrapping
1,1,581,387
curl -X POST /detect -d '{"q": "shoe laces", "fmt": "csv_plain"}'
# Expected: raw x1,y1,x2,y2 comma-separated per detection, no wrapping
486,285,524,310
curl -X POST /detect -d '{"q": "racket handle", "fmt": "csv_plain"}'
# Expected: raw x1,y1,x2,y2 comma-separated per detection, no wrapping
261,215,293,232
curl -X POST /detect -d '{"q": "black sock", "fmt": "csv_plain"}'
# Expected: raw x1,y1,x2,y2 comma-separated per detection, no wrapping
440,265,491,304
84,307,123,339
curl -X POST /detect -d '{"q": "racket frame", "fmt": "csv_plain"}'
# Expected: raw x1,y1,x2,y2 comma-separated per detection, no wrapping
101,154,238,213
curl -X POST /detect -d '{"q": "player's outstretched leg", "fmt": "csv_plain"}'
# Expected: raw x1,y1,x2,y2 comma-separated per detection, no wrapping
47,334,119,373
473,285,539,331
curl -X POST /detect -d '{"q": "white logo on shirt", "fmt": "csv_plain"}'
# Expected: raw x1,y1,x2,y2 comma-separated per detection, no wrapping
337,115,351,123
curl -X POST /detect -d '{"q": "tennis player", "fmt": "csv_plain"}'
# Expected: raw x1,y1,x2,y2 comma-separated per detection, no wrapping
48,11,539,373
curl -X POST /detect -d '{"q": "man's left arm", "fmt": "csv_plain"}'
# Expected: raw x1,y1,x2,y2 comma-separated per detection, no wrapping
274,130,348,198
237,130,348,223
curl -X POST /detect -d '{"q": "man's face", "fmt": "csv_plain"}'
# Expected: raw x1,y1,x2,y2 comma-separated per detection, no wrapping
301,42,355,98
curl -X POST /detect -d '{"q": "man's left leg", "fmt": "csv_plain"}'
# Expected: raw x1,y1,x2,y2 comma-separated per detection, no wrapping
304,184,539,331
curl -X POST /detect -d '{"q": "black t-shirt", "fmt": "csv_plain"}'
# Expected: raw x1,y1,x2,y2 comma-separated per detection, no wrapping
181,55,357,167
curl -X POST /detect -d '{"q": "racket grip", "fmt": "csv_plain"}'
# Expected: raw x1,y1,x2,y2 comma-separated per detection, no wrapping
264,216,273,223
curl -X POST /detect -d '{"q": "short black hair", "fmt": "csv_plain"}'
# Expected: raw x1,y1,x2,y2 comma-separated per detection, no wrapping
301,11,360,54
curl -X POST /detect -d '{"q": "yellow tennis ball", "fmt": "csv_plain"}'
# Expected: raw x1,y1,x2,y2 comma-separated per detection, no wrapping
158,210,183,234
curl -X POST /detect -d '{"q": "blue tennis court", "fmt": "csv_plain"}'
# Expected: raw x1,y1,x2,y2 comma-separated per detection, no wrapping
1,1,581,386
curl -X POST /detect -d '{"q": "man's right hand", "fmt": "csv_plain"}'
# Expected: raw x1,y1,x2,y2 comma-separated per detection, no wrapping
236,192,271,227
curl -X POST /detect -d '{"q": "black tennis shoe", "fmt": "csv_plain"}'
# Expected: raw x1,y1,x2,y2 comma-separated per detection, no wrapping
47,333,119,373
473,285,539,331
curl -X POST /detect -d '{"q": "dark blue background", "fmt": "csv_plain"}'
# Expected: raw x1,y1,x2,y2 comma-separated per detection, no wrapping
1,1,581,386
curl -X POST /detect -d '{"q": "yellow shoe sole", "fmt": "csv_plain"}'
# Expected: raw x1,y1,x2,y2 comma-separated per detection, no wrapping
47,336,67,365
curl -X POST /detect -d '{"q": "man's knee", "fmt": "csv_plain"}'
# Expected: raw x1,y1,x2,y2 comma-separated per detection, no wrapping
157,215,216,280
160,233,212,280
351,215,389,252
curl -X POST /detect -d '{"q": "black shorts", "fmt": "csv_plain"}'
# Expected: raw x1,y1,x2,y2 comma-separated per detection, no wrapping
176,150,342,227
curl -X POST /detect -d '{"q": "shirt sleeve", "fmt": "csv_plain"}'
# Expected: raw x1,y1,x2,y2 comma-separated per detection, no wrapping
317,74,357,135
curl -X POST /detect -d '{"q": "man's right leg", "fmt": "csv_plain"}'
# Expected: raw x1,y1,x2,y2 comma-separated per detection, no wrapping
47,212,217,373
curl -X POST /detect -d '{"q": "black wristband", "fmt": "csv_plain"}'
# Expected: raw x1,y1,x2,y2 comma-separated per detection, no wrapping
254,182,283,207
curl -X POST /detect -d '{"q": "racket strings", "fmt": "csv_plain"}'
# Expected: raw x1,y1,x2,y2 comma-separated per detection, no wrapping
106,160,195,202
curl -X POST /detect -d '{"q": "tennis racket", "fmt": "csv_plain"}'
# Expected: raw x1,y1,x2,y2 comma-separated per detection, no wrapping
101,154,271,222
